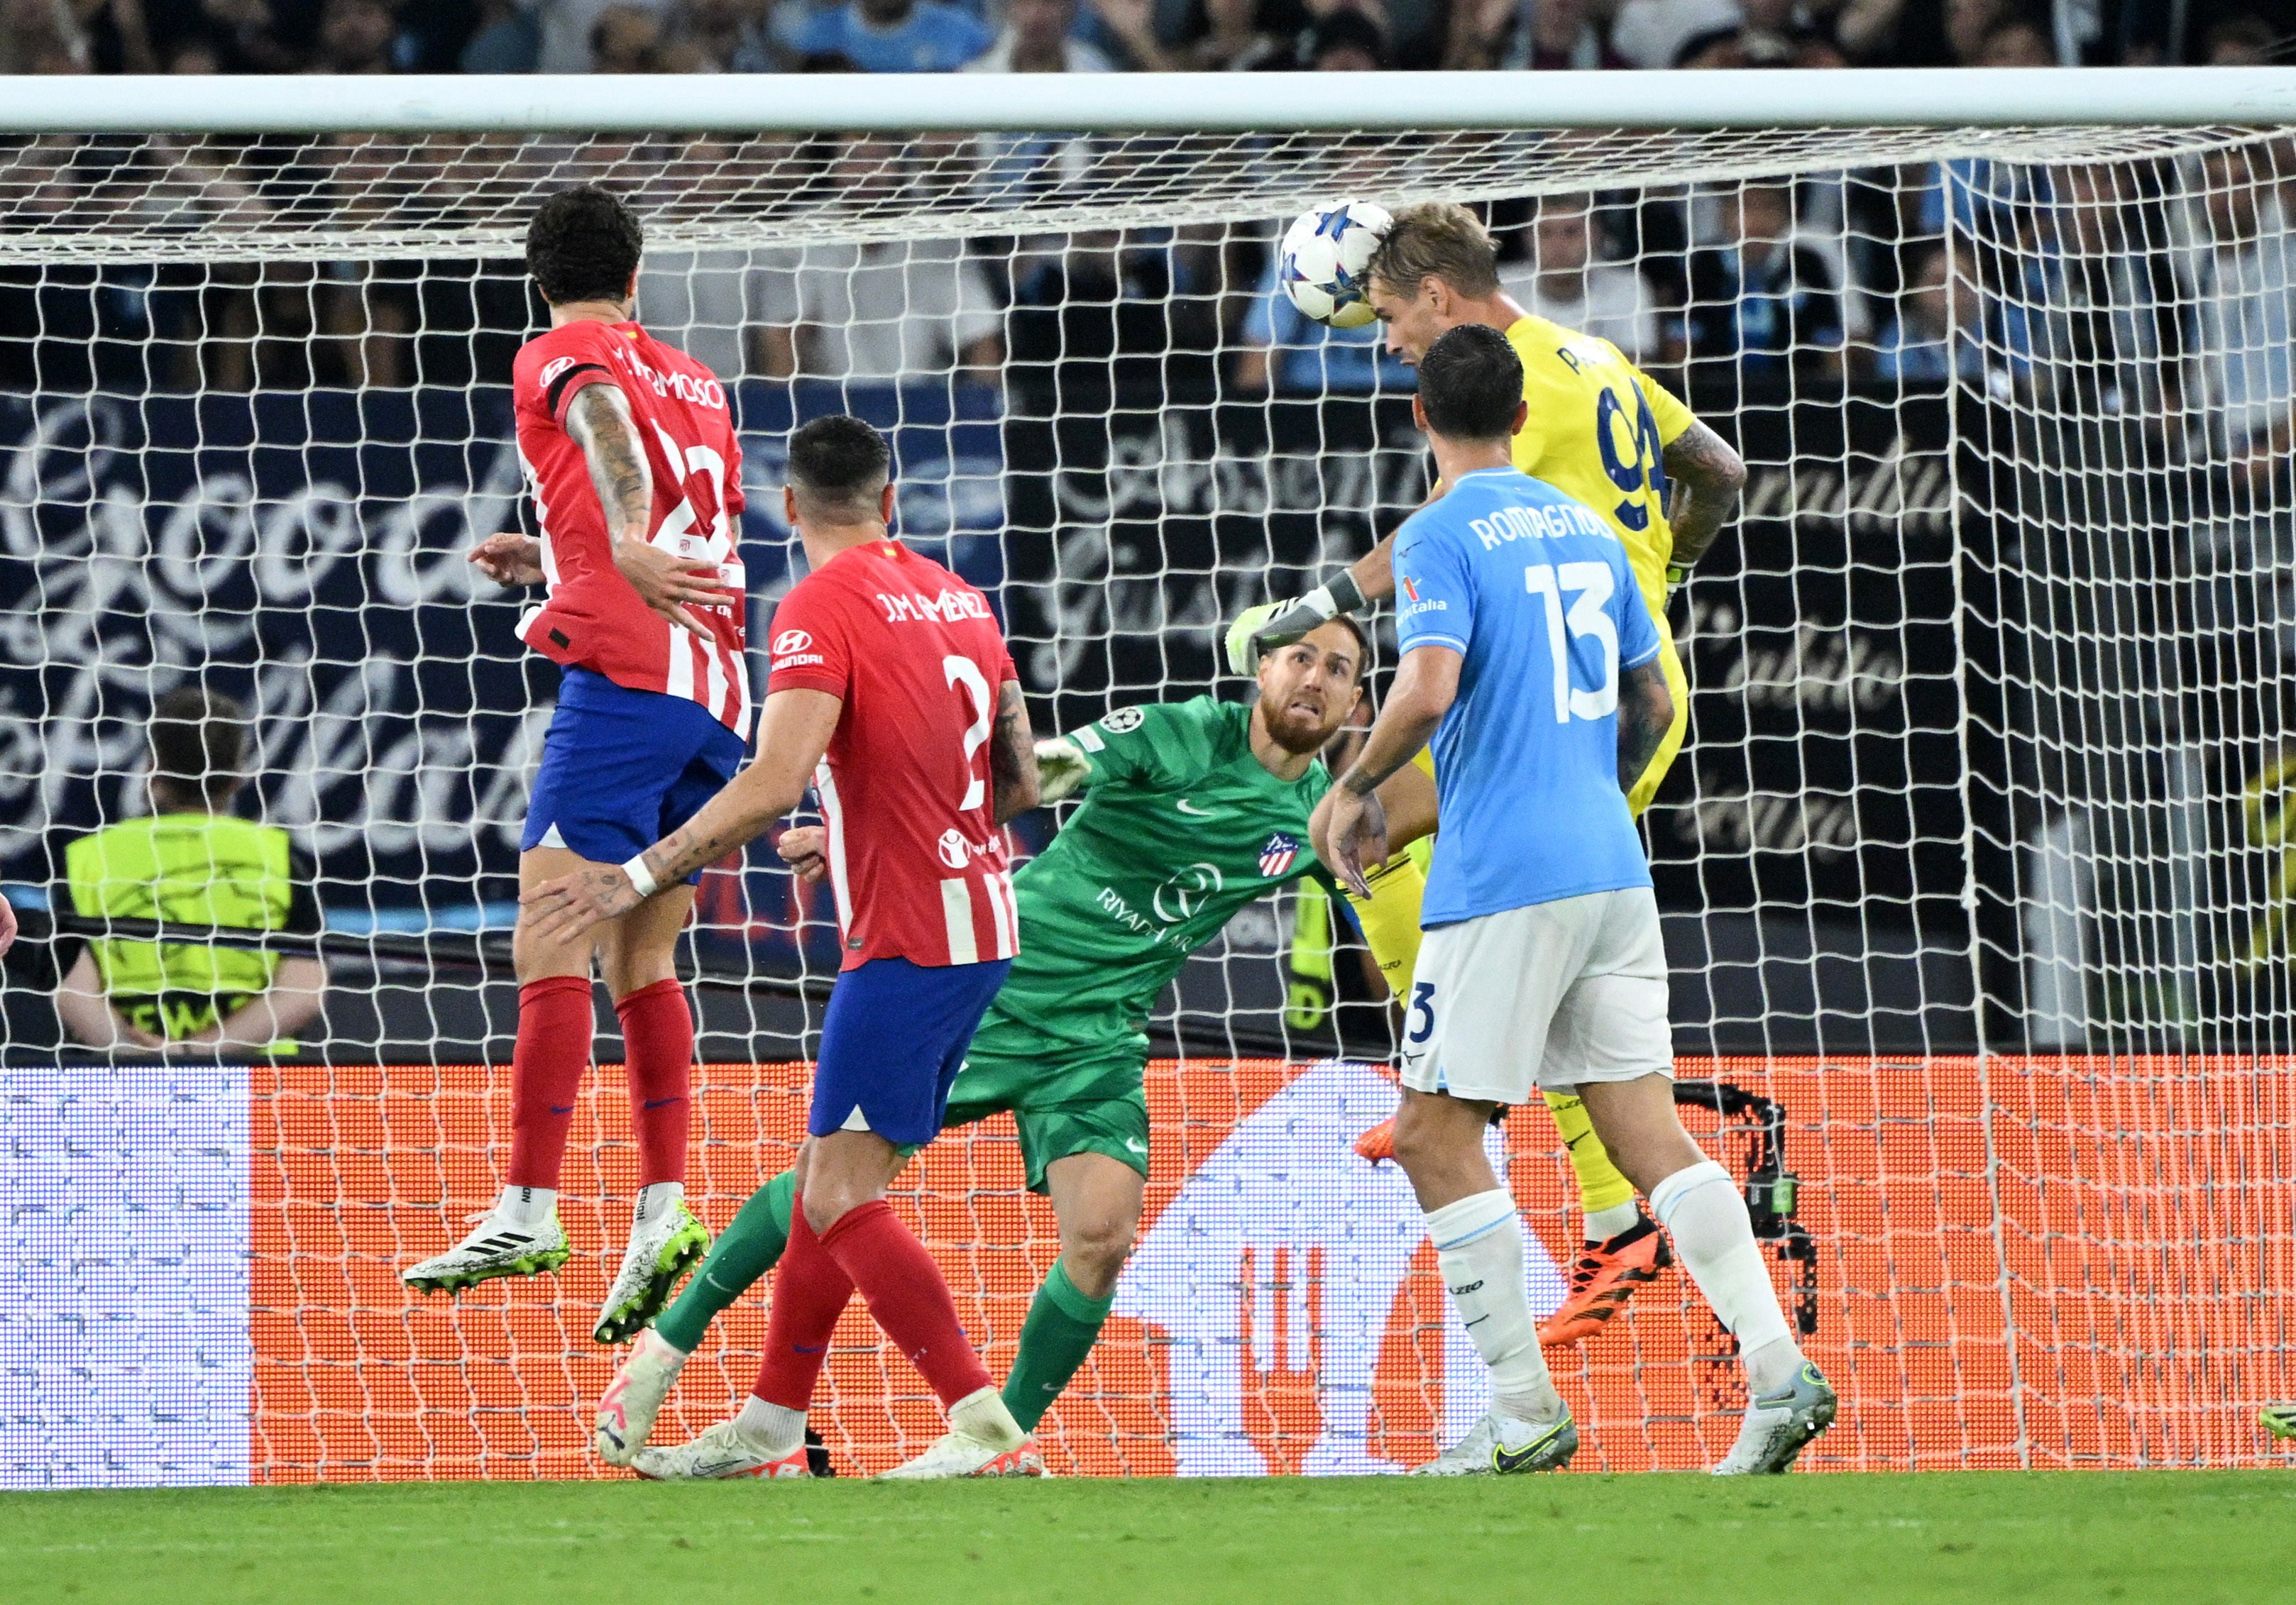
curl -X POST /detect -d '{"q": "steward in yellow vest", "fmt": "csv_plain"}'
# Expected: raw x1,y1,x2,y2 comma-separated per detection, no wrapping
54,688,325,1054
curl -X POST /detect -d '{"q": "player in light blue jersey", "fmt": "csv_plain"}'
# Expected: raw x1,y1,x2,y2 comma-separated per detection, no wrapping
1317,324,1835,1478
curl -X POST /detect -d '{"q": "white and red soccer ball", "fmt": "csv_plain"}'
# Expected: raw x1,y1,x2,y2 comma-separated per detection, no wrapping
1277,199,1394,330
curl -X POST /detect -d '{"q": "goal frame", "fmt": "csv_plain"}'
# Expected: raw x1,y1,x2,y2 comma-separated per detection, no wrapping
2,65,2294,136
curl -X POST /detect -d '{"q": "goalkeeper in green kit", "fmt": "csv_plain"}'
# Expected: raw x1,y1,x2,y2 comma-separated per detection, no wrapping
594,617,1370,1479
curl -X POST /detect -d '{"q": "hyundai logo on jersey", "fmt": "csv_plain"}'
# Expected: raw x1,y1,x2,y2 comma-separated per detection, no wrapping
1259,832,1300,878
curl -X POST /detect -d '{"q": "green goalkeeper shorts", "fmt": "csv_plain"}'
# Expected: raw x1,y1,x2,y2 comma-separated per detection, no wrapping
935,1017,1150,1195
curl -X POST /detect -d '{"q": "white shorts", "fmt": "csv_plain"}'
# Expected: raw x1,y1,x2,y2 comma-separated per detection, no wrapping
1397,887,1671,1106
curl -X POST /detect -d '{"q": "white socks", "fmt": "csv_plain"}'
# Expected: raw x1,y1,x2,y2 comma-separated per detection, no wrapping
1424,1189,1565,1426
1649,1159,1801,1396
734,1395,807,1458
635,1181,684,1225
1583,1200,1642,1241
495,1184,556,1228
949,1385,1028,1449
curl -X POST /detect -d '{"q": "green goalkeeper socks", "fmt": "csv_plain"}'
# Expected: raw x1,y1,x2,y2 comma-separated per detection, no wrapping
653,1168,797,1352
1000,1259,1116,1433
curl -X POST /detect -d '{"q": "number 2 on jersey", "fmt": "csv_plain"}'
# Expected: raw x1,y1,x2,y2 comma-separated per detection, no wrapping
945,655,993,812
1524,562,1620,724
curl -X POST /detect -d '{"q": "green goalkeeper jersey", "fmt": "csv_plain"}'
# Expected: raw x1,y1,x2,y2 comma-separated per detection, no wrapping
986,696,1331,1058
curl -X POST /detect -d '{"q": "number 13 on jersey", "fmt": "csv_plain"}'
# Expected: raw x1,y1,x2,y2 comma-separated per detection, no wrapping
1524,561,1620,724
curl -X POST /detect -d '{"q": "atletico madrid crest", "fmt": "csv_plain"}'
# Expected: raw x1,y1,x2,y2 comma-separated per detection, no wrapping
1259,832,1300,878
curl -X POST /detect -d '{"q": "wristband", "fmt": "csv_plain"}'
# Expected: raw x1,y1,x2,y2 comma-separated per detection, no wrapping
622,854,660,899
1325,569,1368,617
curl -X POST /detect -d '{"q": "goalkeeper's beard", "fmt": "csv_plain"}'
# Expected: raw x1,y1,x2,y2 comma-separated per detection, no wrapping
1258,699,1346,757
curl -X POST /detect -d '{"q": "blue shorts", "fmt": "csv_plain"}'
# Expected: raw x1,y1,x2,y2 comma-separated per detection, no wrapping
521,668,747,884
811,955,1014,1146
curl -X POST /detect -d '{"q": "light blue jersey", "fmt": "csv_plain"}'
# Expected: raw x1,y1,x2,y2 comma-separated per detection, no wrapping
1392,466,1663,926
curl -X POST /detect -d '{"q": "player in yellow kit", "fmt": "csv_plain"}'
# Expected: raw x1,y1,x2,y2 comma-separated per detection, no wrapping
1231,201,1747,1346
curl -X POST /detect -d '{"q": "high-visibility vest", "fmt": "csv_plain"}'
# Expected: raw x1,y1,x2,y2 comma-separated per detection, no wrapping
65,812,295,1040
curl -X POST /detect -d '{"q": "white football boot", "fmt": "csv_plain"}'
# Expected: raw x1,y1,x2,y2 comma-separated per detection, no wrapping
1712,1362,1838,1475
401,1208,569,1294
876,1429,1045,1480
632,1418,811,1482
1412,1408,1578,1476
595,1327,688,1467
593,1198,710,1345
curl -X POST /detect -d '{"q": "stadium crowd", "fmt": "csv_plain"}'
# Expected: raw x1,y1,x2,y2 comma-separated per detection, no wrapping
1,0,2292,479
1,0,2287,75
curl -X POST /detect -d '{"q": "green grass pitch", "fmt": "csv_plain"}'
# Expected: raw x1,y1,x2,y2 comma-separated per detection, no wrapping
7,1472,2290,1605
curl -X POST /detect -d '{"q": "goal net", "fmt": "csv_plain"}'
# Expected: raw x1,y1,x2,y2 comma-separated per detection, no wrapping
2,74,2290,1484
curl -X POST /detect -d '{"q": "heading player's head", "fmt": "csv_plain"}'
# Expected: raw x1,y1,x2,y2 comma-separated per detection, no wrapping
784,414,896,536
1256,617,1368,756
1366,202,1507,365
526,185,645,310
1412,324,1529,450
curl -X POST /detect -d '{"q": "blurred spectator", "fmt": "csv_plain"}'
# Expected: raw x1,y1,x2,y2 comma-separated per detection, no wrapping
1974,12,2052,62
2022,161,2180,419
1943,0,2000,57
312,0,400,72
1007,226,1221,411
752,139,1001,381
1498,195,1660,362
1675,0,1847,66
1679,181,1844,389
786,0,991,70
966,0,1115,199
1084,0,1181,68
461,0,546,67
591,1,669,66
2181,143,2296,476
1510,0,1627,67
968,0,1116,68
529,0,669,71
1869,241,1988,382
4,0,92,72
1292,2,1387,65
666,0,776,67
53,688,327,1058
2202,13,2280,63
1607,0,1740,68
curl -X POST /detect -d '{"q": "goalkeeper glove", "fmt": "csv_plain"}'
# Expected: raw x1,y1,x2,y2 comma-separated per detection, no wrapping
1664,561,1693,605
1035,736,1092,803
1222,572,1369,677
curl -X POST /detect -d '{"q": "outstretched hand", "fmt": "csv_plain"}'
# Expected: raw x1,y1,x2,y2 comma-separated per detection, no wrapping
523,859,645,944
777,825,828,886
468,532,544,587
614,540,738,637
1319,785,1388,901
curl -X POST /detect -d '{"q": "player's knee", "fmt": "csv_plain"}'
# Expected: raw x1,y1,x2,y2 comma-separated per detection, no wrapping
1060,1211,1138,1296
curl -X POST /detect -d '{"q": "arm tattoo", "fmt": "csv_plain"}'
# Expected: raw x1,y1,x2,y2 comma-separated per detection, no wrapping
1661,419,1747,568
568,384,652,545
989,680,1039,824
1616,660,1671,791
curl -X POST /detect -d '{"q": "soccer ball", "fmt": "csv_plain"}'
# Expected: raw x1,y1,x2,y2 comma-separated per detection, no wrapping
1277,199,1393,330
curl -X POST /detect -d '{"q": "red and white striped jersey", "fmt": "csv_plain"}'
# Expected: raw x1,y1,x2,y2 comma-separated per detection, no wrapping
766,539,1018,971
510,319,752,736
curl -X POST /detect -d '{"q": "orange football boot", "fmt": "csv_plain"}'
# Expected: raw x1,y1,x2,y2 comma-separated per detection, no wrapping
1354,1116,1398,1164
1539,1220,1671,1347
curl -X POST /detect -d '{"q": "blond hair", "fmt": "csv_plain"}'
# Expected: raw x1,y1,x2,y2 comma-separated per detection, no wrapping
1367,202,1501,299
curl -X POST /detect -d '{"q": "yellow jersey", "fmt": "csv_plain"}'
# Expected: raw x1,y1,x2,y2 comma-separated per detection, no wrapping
1503,313,1696,625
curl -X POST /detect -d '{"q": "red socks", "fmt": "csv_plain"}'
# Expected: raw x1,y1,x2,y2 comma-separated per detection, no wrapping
753,1202,855,1409
818,1199,993,1408
614,977,693,1187
506,975,594,1189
